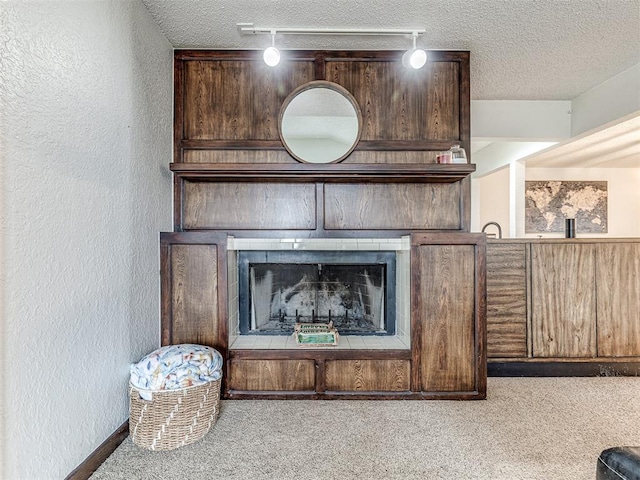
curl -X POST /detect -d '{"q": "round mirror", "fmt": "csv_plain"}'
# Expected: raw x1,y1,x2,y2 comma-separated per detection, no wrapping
279,81,362,164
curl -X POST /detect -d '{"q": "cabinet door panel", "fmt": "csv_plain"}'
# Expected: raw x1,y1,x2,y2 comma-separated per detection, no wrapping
160,233,228,352
596,243,640,357
486,243,527,358
412,234,485,396
531,244,596,357
169,245,219,346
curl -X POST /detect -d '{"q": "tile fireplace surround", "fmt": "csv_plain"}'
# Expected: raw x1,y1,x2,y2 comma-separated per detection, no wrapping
227,237,411,351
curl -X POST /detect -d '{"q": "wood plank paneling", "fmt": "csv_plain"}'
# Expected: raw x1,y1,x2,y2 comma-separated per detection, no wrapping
325,360,410,391
227,359,315,391
183,182,316,230
343,151,439,164
183,150,296,164
486,243,527,358
596,243,640,357
183,60,314,140
324,183,461,230
416,244,476,392
531,244,596,357
170,244,219,346
426,62,460,141
325,61,459,141
183,149,441,165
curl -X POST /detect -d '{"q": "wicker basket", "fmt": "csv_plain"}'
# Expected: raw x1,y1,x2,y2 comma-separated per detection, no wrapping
129,378,221,451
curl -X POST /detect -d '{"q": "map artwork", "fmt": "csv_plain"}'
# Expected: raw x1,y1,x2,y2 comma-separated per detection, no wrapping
525,181,607,234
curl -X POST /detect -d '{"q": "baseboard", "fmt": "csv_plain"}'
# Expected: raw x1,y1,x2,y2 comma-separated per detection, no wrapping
65,421,129,480
488,361,640,377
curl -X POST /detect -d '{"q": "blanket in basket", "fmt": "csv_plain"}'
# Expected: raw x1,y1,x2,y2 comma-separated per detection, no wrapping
130,344,223,398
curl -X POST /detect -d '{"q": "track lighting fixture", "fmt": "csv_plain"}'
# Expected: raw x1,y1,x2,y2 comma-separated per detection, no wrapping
402,32,427,69
237,23,427,69
263,30,280,67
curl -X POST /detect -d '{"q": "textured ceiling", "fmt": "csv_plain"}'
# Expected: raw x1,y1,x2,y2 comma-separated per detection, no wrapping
141,0,640,101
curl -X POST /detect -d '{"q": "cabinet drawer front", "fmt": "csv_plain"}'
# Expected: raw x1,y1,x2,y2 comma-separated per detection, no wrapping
227,359,315,391
325,359,410,392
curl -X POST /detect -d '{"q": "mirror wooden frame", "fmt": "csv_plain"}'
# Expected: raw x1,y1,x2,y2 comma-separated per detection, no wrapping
278,80,363,164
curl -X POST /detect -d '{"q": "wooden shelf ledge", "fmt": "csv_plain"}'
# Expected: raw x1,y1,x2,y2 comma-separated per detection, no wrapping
170,163,475,183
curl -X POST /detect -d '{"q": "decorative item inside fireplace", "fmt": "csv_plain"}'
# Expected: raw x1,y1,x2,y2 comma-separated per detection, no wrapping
238,250,396,335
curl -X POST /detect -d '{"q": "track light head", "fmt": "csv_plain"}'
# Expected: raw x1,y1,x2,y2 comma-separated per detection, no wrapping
403,48,427,69
263,30,280,67
402,32,427,69
263,46,280,66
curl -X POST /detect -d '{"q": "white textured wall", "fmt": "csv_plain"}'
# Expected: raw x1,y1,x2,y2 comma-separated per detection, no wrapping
523,168,640,238
476,167,640,238
475,167,510,238
0,1,172,478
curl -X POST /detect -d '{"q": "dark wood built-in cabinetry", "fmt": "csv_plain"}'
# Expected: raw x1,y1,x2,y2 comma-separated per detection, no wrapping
487,239,640,372
161,232,486,399
162,49,486,399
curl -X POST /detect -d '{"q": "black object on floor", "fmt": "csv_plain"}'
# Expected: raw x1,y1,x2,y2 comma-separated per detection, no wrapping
597,447,640,480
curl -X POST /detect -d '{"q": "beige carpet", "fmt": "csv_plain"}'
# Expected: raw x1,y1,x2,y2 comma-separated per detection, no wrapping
91,377,640,480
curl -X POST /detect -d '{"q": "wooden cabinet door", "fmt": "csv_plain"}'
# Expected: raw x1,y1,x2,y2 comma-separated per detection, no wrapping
411,233,486,397
531,243,596,357
596,243,640,357
486,243,527,358
160,232,228,353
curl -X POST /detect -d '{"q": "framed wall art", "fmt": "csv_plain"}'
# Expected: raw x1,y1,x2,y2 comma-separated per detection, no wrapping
525,180,607,233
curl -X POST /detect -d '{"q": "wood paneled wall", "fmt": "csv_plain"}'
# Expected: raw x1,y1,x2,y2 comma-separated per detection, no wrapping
173,50,472,234
175,50,470,164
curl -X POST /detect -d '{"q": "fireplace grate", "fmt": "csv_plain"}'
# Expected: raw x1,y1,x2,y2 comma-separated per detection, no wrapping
238,251,396,336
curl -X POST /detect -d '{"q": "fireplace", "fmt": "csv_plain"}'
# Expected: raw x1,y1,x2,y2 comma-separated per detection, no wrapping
238,250,396,336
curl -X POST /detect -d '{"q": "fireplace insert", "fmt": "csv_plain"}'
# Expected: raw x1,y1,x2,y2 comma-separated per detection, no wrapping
238,250,396,336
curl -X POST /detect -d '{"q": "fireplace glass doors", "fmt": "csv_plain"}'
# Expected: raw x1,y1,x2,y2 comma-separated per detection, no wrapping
238,251,396,336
